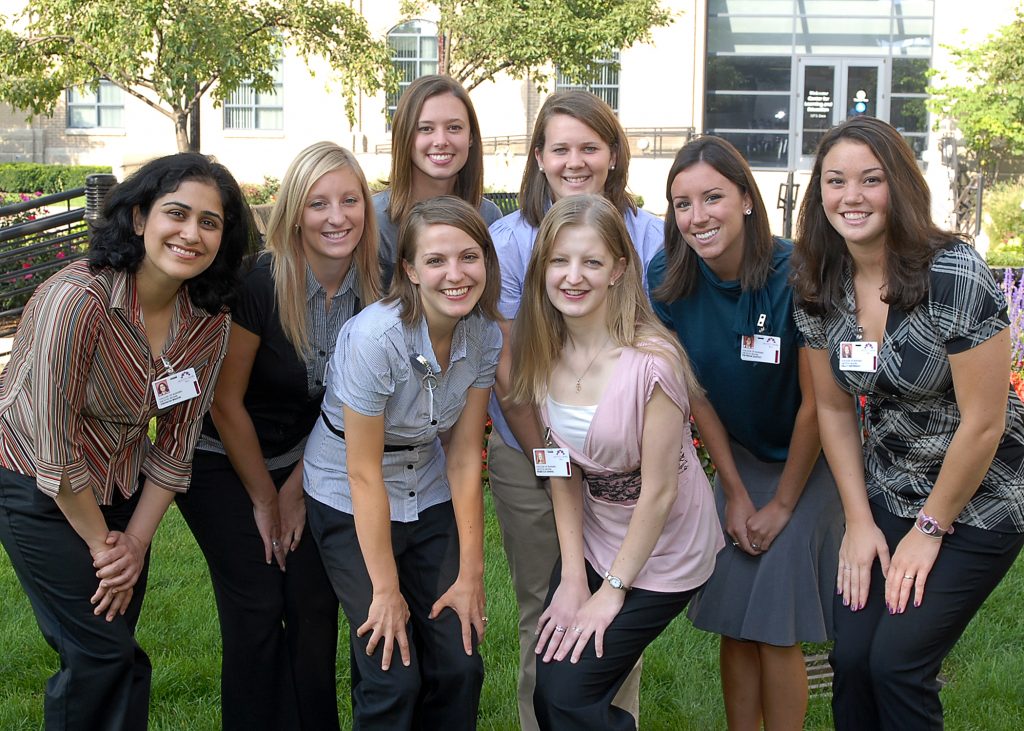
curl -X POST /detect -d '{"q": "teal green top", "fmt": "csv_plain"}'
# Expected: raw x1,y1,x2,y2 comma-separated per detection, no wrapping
647,238,802,463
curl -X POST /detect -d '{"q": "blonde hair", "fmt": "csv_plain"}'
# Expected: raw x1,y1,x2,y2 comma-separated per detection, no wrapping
509,195,701,405
386,75,485,223
385,196,502,326
519,91,637,228
264,142,382,357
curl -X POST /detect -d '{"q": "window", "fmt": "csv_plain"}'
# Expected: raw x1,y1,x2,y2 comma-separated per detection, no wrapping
387,20,439,122
67,80,124,129
224,62,284,130
705,1,935,167
556,53,621,114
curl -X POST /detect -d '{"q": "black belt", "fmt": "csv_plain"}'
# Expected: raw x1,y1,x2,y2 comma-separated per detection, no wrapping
320,411,422,453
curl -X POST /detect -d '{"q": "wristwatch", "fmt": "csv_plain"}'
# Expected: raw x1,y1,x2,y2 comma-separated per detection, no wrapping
604,572,630,592
915,509,954,538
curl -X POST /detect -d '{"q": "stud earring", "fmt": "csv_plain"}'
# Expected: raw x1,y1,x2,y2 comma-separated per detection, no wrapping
609,165,616,171
539,166,544,173
744,209,752,215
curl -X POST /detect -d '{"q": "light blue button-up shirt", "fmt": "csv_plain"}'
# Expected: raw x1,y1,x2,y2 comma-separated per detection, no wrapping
304,300,501,522
488,206,665,450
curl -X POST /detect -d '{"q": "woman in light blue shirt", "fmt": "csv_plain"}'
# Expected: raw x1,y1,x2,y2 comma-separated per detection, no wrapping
303,196,502,730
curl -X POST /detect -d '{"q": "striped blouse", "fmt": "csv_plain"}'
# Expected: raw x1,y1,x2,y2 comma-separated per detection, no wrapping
0,261,230,504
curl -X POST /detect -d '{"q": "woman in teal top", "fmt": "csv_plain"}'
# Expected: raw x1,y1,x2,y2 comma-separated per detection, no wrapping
647,135,842,731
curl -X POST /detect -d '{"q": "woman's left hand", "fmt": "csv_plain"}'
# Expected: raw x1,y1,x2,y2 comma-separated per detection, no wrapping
278,477,306,554
429,574,487,655
745,499,794,553
884,528,942,614
555,585,626,664
92,531,147,591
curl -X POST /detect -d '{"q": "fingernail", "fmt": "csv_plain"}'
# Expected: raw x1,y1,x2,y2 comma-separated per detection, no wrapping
914,599,921,608
888,605,894,615
843,597,849,606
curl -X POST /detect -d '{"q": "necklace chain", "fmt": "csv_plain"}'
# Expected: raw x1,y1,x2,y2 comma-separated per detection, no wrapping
571,337,611,393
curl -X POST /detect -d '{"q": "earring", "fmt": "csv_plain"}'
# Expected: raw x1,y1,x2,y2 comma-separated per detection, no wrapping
538,166,544,173
294,224,301,233
744,209,752,215
609,165,616,171
610,280,616,287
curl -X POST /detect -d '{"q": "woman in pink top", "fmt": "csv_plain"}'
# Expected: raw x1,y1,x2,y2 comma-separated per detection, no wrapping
509,194,724,730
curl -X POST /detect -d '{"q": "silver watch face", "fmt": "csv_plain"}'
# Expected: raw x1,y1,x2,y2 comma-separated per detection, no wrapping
608,575,624,589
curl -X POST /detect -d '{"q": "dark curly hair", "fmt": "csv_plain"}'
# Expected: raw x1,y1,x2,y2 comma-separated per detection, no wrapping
88,153,258,313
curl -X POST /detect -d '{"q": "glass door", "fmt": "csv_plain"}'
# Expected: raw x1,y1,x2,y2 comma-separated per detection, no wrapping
796,58,887,167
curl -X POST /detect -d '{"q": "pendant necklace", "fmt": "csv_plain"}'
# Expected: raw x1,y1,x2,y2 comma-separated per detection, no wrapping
571,336,611,393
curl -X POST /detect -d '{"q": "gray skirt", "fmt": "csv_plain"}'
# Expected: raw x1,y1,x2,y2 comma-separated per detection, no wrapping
686,441,843,645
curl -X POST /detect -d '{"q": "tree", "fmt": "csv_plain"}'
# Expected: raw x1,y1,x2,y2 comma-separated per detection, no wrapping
928,8,1024,178
0,0,396,152
400,0,673,92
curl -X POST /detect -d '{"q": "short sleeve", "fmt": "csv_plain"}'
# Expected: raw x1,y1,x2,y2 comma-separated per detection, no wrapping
479,198,503,226
334,324,398,416
470,319,502,390
928,243,1008,354
231,257,274,336
792,303,829,350
640,346,690,420
490,214,533,320
629,209,666,286
645,250,674,329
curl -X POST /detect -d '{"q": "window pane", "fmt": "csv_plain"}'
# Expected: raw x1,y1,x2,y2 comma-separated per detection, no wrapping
256,108,283,130
708,15,794,54
892,58,929,93
709,0,795,14
68,107,96,128
801,0,891,16
390,36,418,58
706,93,790,130
710,132,790,168
98,106,122,128
68,87,96,104
891,97,928,134
97,82,122,104
706,56,791,91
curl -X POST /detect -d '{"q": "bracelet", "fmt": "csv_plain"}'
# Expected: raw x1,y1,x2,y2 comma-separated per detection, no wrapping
915,509,954,538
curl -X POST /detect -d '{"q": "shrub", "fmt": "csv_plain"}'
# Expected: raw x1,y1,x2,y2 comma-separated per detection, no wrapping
983,177,1024,246
0,163,113,195
240,176,280,206
986,237,1024,267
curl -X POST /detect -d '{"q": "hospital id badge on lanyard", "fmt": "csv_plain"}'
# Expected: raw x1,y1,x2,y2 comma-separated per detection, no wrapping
740,313,780,364
533,427,572,478
839,340,878,373
152,355,201,409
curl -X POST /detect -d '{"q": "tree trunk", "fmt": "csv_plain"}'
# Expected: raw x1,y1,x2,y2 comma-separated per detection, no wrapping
174,112,191,152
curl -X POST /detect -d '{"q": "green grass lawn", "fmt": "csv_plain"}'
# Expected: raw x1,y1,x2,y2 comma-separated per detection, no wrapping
2,494,1023,730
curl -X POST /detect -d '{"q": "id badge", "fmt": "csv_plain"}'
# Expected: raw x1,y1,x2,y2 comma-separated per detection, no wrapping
740,334,781,364
533,448,572,478
839,341,878,372
152,367,201,409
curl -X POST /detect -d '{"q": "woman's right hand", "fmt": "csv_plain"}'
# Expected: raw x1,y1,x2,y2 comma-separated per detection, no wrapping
535,577,590,662
724,492,758,555
252,499,286,571
357,587,411,671
837,519,890,611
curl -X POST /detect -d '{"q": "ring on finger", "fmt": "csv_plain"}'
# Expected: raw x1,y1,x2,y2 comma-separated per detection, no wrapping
903,575,914,581
751,542,761,550
554,625,567,633
482,616,489,624
572,626,583,634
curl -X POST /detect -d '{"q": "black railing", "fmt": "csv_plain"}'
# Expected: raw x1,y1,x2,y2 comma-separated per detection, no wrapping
0,175,116,340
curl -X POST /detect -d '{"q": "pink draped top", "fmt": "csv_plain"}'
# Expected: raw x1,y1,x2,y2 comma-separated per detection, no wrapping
542,345,723,593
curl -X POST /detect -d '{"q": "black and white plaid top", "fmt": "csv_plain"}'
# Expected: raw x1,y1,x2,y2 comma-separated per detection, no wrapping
794,242,1024,533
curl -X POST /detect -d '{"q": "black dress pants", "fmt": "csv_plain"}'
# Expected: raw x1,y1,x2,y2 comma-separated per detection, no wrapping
307,497,483,731
533,560,698,731
176,451,340,731
0,466,151,731
830,501,1024,731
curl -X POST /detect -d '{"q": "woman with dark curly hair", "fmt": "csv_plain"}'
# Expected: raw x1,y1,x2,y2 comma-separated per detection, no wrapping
0,153,255,730
791,116,1024,730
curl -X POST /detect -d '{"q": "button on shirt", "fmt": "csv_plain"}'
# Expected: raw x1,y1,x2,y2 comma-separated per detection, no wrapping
0,261,230,504
303,300,501,522
488,205,664,450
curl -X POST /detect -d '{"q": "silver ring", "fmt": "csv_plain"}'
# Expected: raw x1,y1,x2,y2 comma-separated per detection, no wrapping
731,541,739,547
554,625,567,633
903,575,914,581
751,542,761,550
572,626,583,634
482,616,489,624
272,540,280,548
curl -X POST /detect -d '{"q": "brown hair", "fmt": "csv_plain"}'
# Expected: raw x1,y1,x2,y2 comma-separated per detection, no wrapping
791,116,960,317
519,91,636,228
264,141,381,357
386,196,501,326
653,135,775,303
386,75,485,224
509,194,701,405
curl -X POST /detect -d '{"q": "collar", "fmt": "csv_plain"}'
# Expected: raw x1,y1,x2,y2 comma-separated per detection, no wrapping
109,268,201,329
409,313,470,372
305,263,357,304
